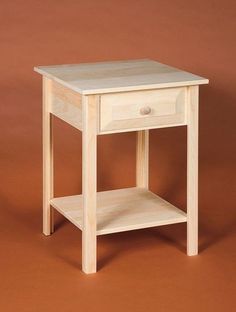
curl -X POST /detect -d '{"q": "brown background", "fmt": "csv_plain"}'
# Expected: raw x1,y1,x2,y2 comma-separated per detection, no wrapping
1,0,236,311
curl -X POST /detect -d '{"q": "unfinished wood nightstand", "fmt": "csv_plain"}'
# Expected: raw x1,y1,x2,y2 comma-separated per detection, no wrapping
34,59,208,274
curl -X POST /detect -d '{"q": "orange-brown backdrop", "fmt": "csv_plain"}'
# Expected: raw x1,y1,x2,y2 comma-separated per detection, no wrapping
1,1,235,311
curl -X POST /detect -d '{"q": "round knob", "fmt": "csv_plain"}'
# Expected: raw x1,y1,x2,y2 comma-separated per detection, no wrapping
140,106,151,115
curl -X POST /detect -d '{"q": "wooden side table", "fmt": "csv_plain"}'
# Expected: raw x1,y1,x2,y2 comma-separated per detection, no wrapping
34,59,208,274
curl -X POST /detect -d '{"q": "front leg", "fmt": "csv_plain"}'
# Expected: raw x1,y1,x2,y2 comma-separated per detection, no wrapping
82,95,98,273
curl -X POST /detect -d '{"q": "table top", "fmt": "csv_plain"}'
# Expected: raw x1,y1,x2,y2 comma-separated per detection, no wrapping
34,59,208,95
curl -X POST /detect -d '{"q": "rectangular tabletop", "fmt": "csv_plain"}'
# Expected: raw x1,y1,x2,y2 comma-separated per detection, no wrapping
34,59,208,95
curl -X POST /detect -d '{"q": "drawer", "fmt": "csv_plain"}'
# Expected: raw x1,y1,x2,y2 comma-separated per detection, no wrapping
99,87,186,133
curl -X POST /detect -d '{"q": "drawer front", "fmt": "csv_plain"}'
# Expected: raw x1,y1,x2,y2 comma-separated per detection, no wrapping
99,87,186,133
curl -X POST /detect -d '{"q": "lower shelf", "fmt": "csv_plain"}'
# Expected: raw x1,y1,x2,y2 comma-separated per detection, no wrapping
50,187,187,235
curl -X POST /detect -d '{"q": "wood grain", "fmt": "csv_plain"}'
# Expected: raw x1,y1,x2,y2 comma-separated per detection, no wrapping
136,130,149,188
187,86,199,256
99,87,186,133
82,95,98,274
50,80,82,130
42,77,54,235
36,59,207,272
34,59,209,95
50,187,187,235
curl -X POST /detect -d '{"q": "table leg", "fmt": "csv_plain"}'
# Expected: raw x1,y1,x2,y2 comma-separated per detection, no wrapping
136,130,149,189
187,86,199,255
82,95,98,273
42,77,54,235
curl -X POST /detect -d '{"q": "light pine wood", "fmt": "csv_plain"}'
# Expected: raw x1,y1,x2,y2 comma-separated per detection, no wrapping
35,59,208,273
187,86,199,256
50,80,82,130
82,95,98,274
34,59,209,95
50,187,187,235
136,130,149,188
99,87,186,133
42,77,54,235
98,120,186,135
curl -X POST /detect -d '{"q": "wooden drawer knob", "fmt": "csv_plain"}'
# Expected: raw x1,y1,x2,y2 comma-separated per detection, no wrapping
140,106,151,115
